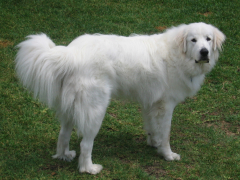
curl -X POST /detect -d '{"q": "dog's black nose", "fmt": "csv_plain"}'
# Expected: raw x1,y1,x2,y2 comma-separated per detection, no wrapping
200,48,209,56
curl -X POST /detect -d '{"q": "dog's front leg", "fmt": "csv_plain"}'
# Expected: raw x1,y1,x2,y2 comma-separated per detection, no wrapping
143,101,180,161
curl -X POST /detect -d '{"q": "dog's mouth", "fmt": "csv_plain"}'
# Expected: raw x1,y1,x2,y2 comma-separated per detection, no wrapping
195,58,209,64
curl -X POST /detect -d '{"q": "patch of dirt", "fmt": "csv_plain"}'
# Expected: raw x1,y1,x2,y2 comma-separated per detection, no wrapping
237,66,240,72
39,164,67,177
198,12,213,17
119,155,132,164
134,135,145,143
118,152,167,178
220,121,240,136
206,123,218,129
108,112,118,119
143,163,167,178
0,40,14,48
40,164,65,171
205,120,240,136
155,26,167,31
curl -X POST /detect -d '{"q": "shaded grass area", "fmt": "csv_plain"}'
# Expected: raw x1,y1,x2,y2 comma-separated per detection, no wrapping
1,0,240,179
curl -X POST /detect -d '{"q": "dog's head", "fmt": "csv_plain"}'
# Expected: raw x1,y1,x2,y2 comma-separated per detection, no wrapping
177,22,225,64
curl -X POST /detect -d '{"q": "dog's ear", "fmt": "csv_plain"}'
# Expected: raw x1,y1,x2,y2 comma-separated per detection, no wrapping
176,25,188,53
182,33,187,53
213,27,226,51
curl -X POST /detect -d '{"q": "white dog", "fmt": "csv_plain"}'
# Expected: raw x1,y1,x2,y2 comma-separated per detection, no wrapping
15,22,225,174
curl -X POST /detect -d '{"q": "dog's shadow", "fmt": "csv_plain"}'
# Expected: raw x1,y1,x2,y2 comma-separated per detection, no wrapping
70,129,162,167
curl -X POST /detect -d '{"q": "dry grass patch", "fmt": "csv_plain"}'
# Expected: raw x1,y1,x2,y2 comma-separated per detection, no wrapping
206,120,240,136
0,39,14,48
143,163,167,178
155,26,167,31
198,12,213,17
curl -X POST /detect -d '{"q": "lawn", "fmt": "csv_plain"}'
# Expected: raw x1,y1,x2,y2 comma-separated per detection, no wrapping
0,0,240,179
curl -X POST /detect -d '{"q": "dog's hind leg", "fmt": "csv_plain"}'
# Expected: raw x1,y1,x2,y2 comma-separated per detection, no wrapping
52,114,76,161
77,96,109,175
77,106,108,174
76,83,111,174
79,133,103,174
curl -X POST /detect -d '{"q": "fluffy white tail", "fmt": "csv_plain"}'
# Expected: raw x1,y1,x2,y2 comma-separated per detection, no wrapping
15,34,76,109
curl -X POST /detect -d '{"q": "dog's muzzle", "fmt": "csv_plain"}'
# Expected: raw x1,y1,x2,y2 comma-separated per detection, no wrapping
195,48,209,63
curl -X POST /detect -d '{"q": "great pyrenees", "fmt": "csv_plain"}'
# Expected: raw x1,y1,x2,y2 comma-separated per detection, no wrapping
15,22,225,174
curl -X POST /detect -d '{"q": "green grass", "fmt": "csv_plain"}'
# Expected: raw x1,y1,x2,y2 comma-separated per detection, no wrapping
1,0,240,179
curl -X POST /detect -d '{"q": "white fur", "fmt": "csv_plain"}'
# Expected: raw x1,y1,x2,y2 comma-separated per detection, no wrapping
15,22,225,174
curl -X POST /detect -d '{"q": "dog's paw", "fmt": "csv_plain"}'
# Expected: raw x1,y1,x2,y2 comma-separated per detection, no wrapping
80,164,103,175
164,152,180,161
52,150,76,162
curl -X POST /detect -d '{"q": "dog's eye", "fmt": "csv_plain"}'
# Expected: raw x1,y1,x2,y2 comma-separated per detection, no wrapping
191,38,197,42
206,37,211,41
